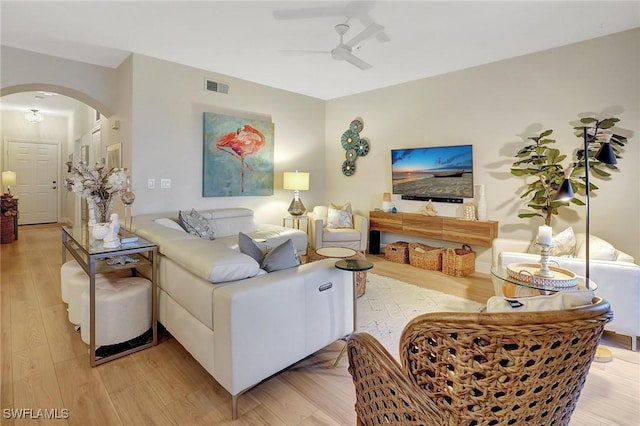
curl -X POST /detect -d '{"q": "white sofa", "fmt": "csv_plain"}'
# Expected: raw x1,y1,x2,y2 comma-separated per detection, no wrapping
307,205,368,252
131,208,352,419
492,233,639,351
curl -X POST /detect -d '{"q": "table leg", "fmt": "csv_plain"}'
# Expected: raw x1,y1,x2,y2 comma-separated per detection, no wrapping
334,271,357,366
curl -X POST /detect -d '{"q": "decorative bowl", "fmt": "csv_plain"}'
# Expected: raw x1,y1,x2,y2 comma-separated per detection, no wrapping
506,263,579,289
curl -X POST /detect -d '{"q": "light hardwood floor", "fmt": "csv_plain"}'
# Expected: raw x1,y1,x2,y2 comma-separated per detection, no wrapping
1,224,638,425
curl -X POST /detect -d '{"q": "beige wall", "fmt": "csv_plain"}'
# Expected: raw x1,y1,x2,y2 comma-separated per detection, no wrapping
325,28,640,267
128,54,326,225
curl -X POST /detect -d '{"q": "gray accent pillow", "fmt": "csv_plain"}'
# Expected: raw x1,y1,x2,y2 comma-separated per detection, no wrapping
238,232,264,264
261,238,300,273
178,209,215,240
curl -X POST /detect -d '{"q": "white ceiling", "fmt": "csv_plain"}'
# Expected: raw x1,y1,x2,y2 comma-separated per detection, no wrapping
1,1,639,115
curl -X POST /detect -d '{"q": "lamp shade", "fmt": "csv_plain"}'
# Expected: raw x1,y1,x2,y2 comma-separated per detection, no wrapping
595,142,617,165
553,178,574,202
2,171,16,187
283,171,309,191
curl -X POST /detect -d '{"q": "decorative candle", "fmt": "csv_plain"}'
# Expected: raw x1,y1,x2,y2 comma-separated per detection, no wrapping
537,225,552,246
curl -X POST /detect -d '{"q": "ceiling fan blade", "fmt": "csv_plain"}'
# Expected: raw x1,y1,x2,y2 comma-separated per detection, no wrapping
273,6,344,20
344,53,372,70
273,1,374,20
279,49,330,55
345,23,384,48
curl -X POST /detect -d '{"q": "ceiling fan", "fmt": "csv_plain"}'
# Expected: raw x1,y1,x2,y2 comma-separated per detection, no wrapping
284,22,384,70
273,1,391,44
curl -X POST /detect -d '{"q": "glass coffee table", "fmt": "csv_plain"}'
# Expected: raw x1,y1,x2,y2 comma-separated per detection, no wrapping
490,264,610,362
333,258,374,366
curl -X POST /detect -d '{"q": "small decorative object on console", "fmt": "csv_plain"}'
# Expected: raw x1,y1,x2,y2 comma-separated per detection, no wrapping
106,255,139,266
102,213,121,249
422,200,438,217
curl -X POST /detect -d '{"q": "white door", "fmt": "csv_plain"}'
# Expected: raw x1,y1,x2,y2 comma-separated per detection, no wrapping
7,141,59,224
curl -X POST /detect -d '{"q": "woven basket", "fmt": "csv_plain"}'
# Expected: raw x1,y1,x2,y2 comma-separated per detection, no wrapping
385,241,410,264
408,242,443,271
0,216,14,244
442,244,475,276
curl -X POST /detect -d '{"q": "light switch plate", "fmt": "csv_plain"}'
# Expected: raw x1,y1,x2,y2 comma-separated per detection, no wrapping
147,178,156,189
160,178,171,189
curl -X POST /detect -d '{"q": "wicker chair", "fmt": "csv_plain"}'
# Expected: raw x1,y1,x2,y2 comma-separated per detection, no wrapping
347,297,612,426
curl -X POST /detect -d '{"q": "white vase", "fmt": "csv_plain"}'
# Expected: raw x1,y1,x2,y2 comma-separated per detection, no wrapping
476,185,487,221
382,201,392,212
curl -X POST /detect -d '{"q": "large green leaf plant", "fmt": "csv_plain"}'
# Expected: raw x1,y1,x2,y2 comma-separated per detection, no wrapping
511,116,628,226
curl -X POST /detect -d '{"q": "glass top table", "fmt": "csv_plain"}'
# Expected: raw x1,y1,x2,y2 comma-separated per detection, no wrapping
61,224,158,366
491,264,596,298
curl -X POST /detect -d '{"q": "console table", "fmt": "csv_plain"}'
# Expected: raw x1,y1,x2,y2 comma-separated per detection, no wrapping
369,211,498,248
62,225,158,366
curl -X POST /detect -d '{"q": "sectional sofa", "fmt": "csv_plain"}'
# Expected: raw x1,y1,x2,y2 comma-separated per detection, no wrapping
131,208,352,419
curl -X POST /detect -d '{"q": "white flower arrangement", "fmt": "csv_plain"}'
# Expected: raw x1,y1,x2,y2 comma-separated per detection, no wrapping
64,162,128,202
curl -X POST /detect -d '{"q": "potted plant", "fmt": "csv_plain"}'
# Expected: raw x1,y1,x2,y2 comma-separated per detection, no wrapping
1,193,18,244
511,116,628,226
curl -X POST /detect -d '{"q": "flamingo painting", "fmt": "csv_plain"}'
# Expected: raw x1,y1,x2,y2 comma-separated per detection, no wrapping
203,113,274,197
216,124,265,193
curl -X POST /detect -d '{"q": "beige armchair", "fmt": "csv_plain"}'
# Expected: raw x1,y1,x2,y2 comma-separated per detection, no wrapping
307,205,368,253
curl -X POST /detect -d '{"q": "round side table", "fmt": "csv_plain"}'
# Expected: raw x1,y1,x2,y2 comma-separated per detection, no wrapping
333,258,373,366
308,247,367,297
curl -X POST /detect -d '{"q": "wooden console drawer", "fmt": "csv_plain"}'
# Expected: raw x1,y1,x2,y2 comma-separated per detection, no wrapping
402,214,442,240
442,217,498,247
370,211,403,233
369,211,498,248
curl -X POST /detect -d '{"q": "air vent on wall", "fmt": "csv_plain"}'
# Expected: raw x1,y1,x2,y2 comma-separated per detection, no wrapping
205,78,229,94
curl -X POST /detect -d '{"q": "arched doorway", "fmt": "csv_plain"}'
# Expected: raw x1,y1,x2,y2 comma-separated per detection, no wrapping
1,85,112,226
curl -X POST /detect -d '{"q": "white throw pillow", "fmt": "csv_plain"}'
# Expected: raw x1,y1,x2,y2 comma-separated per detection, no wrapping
575,235,617,261
327,202,353,229
527,226,576,257
487,290,594,313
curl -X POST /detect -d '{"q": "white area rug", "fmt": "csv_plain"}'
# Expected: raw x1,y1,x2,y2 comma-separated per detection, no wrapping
357,273,485,358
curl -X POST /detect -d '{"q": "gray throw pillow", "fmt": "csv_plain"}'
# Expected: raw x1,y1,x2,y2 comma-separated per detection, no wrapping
178,209,215,240
238,232,264,264
261,239,300,273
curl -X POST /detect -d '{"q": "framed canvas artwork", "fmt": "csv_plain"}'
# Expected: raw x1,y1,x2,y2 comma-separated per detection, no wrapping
203,112,274,196
107,143,121,169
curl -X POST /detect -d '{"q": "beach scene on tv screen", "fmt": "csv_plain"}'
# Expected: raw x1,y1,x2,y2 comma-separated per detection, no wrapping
391,145,473,198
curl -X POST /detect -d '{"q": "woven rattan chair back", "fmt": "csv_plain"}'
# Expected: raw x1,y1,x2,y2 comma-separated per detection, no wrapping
399,297,612,426
348,333,447,425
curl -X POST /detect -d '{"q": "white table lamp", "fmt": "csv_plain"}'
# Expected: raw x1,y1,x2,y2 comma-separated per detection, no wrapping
283,171,309,216
2,171,16,195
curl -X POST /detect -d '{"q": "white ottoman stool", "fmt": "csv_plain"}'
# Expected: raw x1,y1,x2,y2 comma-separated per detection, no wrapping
61,260,84,303
80,276,152,347
67,269,132,325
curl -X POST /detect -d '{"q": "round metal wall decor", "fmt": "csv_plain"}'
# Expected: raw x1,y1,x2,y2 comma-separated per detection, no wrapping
350,119,364,134
355,138,370,157
342,160,356,176
340,117,370,176
341,130,359,149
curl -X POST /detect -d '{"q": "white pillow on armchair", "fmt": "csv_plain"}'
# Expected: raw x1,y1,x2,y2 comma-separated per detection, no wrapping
574,234,618,261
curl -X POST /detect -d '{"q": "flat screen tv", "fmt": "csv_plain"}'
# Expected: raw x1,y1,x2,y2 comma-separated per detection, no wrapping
391,144,474,199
